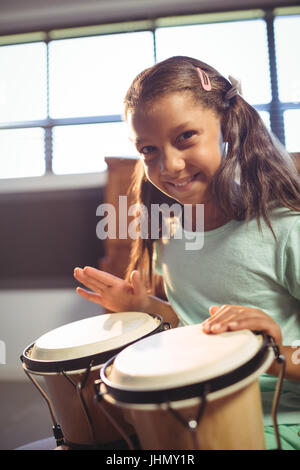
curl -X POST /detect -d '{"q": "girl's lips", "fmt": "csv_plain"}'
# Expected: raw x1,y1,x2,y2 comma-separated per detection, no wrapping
165,172,201,192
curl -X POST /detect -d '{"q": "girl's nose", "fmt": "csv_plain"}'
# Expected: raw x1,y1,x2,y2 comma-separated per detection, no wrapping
160,147,185,176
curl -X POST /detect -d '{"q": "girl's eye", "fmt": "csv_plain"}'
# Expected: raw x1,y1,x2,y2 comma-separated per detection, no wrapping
139,146,157,161
177,130,196,143
140,145,155,155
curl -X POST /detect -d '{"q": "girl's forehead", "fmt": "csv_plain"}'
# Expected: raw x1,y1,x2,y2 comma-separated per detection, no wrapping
136,91,197,115
129,93,217,129
128,92,206,128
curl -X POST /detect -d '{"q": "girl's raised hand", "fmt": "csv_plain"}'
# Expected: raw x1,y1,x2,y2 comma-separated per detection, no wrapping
73,267,149,313
202,304,282,346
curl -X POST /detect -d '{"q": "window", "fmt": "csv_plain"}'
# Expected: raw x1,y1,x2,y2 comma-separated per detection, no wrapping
1,7,299,180
284,110,300,152
52,122,138,175
0,42,47,122
156,19,271,105
274,14,300,151
49,32,154,118
0,42,47,179
275,15,300,103
258,111,271,130
0,127,45,179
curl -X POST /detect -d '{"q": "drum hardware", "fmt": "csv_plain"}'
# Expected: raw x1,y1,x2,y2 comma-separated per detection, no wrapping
94,377,136,450
61,360,98,448
22,357,98,448
266,335,286,451
21,360,65,447
165,383,210,450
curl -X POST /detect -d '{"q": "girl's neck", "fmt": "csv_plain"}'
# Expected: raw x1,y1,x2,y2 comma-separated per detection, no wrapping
183,202,231,232
203,210,231,231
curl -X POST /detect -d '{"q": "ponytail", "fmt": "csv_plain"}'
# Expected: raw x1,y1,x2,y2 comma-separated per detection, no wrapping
215,95,300,235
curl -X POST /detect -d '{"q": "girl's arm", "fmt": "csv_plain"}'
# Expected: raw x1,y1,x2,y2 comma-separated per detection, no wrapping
202,304,300,382
143,294,179,328
266,345,300,382
74,266,179,328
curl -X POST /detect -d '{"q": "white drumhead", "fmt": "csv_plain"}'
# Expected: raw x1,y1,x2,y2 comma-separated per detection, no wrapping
110,325,263,390
30,312,161,361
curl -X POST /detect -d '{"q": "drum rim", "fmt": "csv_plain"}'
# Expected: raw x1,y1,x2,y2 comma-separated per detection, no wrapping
21,313,164,374
100,332,271,404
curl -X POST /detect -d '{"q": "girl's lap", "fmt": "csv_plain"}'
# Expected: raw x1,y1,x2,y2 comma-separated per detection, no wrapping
264,424,300,450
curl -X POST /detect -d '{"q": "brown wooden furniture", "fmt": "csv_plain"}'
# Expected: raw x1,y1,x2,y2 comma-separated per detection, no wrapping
98,156,138,280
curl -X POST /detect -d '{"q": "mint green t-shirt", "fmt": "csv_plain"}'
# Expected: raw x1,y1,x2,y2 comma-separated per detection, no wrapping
153,207,300,426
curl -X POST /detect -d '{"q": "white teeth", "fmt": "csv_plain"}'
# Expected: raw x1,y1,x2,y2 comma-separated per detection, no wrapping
173,176,194,187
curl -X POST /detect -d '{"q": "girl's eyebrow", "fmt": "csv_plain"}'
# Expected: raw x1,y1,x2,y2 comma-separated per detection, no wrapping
134,137,147,146
173,122,204,136
128,135,147,147
173,122,193,132
133,121,203,147
134,122,195,145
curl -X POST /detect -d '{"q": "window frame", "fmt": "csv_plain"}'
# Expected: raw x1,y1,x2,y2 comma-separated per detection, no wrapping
0,7,299,179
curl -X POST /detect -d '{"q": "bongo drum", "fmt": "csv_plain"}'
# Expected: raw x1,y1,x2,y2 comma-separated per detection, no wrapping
100,325,282,450
21,312,166,449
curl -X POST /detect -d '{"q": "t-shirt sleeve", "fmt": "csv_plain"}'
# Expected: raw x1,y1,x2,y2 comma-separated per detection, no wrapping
152,241,163,275
282,217,300,301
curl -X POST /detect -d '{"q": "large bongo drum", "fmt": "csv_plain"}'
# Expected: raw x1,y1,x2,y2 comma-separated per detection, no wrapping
100,325,284,450
21,312,166,449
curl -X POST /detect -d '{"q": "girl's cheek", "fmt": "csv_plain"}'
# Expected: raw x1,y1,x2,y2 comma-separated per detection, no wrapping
144,168,152,182
142,163,150,180
144,165,157,183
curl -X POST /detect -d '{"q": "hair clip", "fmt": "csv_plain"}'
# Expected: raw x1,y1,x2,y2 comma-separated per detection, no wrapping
228,75,242,95
196,67,212,91
225,75,242,102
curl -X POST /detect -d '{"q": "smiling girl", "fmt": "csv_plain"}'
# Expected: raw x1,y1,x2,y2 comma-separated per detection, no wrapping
74,56,300,449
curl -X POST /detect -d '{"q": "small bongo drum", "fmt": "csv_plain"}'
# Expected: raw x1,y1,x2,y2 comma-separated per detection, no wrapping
100,325,283,450
21,312,166,449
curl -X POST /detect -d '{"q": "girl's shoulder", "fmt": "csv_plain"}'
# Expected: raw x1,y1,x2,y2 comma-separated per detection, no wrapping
240,205,300,245
269,205,300,220
268,206,300,247
269,205,300,228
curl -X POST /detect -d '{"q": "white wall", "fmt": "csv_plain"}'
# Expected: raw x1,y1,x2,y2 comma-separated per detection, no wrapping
0,288,104,381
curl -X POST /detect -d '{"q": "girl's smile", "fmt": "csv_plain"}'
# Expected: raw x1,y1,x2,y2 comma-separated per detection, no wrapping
128,92,223,207
164,170,204,193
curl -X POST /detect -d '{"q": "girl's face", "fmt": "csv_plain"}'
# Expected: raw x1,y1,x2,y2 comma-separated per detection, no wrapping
128,92,223,206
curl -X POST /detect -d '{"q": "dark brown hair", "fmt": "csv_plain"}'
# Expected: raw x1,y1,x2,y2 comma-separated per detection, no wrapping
124,56,300,291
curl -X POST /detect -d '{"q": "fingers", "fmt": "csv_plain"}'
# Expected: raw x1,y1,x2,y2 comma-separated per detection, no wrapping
74,268,105,293
204,305,242,332
203,304,282,345
74,265,123,291
203,305,255,333
82,266,120,286
207,315,281,344
209,305,220,316
76,287,104,305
